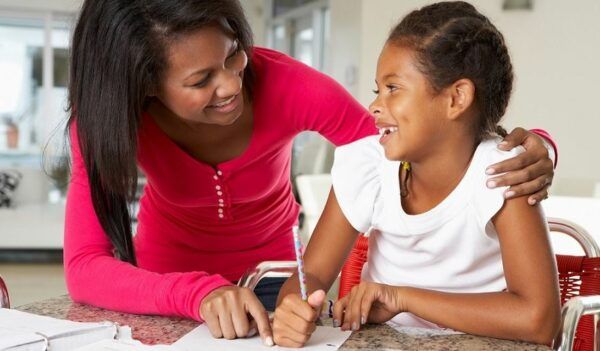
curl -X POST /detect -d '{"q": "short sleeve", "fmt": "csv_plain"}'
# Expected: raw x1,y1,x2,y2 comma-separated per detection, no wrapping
472,139,526,236
331,136,382,233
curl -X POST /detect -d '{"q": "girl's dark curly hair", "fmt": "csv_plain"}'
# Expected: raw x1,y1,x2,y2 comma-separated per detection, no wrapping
388,1,513,140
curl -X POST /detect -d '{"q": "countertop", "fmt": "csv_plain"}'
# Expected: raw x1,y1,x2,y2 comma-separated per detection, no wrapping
16,295,551,350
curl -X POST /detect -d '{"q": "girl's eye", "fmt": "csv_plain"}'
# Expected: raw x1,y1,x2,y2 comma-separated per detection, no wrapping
387,85,398,92
372,89,380,95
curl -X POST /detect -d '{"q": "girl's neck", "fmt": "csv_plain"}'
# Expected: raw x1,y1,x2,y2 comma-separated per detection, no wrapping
401,135,477,215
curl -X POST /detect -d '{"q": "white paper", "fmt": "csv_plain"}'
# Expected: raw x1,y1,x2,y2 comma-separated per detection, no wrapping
173,325,352,351
0,308,126,351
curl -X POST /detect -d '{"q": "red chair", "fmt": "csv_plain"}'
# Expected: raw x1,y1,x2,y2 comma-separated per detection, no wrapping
0,274,9,308
337,218,600,351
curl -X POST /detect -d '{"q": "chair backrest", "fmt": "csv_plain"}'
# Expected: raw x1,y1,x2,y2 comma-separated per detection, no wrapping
295,174,333,238
552,218,600,351
0,274,9,308
338,218,600,351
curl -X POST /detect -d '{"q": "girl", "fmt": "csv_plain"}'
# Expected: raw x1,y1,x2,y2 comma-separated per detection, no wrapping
273,1,560,347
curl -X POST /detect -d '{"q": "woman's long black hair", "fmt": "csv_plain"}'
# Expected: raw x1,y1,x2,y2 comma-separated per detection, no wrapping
67,0,254,264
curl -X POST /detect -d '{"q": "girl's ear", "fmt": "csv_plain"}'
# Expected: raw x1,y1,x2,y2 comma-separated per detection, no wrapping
446,78,476,121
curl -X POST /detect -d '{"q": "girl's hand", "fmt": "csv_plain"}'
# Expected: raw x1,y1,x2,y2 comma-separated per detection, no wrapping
333,282,405,331
272,290,326,348
200,286,273,346
486,128,554,205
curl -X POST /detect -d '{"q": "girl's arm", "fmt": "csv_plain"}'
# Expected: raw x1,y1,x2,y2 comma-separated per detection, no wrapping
273,189,359,347
336,195,561,345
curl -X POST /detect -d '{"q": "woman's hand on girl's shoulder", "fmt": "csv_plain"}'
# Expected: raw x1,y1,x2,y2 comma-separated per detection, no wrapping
486,127,554,205
200,286,273,346
333,281,405,331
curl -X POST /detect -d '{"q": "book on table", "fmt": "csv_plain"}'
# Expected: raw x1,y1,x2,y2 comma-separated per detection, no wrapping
0,308,123,351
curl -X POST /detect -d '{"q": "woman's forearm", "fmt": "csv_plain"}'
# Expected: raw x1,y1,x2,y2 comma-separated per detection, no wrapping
401,286,560,345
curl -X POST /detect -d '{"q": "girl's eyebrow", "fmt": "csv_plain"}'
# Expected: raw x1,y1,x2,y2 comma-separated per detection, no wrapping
375,73,404,84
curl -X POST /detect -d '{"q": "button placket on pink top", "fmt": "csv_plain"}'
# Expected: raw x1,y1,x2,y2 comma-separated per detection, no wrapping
213,169,229,219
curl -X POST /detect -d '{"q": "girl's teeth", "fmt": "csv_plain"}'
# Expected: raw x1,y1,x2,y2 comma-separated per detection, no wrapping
379,127,398,135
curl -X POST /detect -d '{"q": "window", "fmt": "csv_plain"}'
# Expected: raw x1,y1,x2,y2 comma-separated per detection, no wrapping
266,0,332,177
267,0,328,71
0,12,73,157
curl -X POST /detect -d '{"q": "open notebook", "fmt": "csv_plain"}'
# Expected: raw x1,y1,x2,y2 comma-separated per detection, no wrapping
0,308,127,351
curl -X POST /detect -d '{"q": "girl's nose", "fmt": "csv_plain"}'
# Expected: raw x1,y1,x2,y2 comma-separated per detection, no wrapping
369,100,383,116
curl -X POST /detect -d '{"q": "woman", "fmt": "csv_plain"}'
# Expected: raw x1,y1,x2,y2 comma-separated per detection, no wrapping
65,0,556,346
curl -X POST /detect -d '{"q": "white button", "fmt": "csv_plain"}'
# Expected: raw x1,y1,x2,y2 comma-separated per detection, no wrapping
215,185,221,190
219,203,224,207
218,209,224,214
217,170,223,176
219,214,224,219
218,199,224,203
217,191,223,196
213,175,218,180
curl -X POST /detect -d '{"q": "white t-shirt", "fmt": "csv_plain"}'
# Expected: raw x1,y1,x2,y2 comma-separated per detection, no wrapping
331,135,524,328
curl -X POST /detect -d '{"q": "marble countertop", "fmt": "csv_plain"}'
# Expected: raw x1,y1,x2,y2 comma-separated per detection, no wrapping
17,295,551,350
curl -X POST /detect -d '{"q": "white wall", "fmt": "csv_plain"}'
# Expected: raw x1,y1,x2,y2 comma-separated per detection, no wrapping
0,0,81,13
241,0,267,47
355,0,600,196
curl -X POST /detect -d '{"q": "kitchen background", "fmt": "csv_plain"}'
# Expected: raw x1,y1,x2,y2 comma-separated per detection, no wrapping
1,0,599,307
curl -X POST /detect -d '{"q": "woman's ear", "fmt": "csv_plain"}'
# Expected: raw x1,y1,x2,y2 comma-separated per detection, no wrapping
446,78,476,120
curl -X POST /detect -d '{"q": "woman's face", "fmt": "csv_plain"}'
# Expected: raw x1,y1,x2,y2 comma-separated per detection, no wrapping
369,43,448,162
155,25,248,127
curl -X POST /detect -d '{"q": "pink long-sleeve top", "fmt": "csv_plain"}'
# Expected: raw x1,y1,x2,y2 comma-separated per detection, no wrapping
64,47,377,321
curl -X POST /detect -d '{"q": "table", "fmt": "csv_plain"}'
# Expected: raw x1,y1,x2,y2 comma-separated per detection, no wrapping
16,296,550,350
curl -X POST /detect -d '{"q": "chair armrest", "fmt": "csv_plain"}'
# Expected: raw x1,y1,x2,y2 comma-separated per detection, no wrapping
553,295,600,351
0,274,9,308
237,261,298,291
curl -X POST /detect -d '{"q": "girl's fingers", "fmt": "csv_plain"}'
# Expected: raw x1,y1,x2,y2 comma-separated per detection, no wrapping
359,289,377,327
349,284,367,331
272,316,312,346
281,293,318,322
341,287,359,330
333,296,348,328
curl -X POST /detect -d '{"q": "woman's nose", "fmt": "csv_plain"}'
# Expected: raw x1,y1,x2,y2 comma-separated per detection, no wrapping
214,68,242,98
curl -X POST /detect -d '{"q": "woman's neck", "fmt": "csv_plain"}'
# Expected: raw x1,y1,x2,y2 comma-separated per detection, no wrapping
401,134,477,215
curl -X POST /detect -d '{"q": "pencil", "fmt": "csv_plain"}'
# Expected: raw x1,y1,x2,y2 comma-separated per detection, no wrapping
292,226,308,301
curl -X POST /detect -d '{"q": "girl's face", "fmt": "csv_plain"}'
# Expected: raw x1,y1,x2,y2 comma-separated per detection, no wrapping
369,43,450,162
155,25,248,127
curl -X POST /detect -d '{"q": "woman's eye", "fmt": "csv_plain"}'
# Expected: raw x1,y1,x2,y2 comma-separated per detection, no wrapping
226,41,240,60
192,73,212,88
387,85,398,92
372,89,380,95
